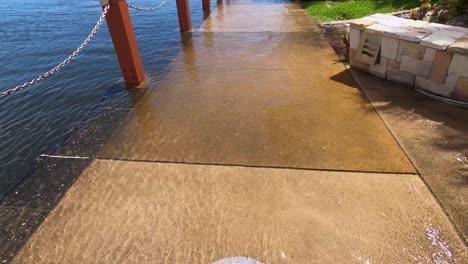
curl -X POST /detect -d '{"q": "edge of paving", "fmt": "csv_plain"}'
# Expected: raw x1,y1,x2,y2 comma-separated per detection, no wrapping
347,66,468,246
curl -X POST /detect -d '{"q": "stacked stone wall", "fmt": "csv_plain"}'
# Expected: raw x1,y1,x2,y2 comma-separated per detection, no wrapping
350,14,468,104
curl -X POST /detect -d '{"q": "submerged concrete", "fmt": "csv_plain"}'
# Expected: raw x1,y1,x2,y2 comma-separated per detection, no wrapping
14,160,467,263
64,3,414,173
6,0,468,262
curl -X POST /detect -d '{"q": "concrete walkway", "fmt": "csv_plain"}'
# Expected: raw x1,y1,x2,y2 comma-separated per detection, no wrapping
6,1,467,263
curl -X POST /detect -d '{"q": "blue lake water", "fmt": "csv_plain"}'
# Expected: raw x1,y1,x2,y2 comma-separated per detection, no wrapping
0,0,211,197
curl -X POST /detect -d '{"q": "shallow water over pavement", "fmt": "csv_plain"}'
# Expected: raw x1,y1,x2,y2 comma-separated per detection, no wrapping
7,1,468,263
60,3,415,173
0,0,210,197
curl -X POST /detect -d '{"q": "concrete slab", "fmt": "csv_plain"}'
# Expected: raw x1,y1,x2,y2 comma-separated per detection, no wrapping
198,4,318,33
64,4,415,174
95,63,413,173
2,156,91,210
0,206,48,263
14,159,467,263
0,157,91,262
350,69,468,243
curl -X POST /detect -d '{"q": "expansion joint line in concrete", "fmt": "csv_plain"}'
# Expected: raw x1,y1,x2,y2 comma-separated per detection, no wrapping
41,153,418,176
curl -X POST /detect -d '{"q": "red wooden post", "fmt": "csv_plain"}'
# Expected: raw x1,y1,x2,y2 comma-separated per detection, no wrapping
175,0,192,32
104,0,146,86
202,0,210,12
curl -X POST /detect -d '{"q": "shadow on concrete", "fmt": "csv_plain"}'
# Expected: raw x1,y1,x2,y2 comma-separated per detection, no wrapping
329,69,360,89
347,69,468,243
360,72,468,156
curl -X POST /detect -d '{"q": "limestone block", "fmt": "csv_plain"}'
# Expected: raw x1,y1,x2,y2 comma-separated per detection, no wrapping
396,55,403,62
387,68,415,87
399,30,430,43
448,53,468,79
425,23,468,35
403,20,430,29
350,19,375,30
445,26,468,34
425,23,454,32
420,34,457,50
415,76,456,97
387,59,401,70
421,25,442,34
382,27,411,39
356,30,382,65
381,36,399,59
370,57,387,79
429,51,453,84
400,56,432,78
377,17,407,27
365,14,391,24
453,78,468,101
445,75,459,88
448,35,468,56
398,40,426,59
366,23,391,33
350,48,370,73
350,28,361,50
433,30,465,39
423,48,437,62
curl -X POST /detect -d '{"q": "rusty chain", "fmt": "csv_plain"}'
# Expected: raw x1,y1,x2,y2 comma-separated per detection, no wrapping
127,0,170,12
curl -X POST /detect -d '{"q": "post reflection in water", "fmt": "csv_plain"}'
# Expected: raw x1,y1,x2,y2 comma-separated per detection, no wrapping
125,30,202,139
216,0,224,25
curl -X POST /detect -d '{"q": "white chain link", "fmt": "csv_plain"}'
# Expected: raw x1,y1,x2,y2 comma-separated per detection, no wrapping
0,5,111,98
127,0,170,12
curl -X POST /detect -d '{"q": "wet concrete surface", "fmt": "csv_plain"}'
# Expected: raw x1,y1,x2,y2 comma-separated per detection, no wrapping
4,0,468,262
0,206,48,263
0,156,91,263
351,69,468,244
13,160,467,263
59,2,414,173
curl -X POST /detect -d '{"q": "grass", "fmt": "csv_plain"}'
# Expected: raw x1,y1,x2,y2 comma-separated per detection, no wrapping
305,0,422,23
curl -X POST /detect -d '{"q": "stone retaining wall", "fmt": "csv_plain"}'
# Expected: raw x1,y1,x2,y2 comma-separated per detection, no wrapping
349,14,468,104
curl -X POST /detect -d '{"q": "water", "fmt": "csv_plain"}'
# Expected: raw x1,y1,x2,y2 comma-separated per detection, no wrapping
0,0,211,197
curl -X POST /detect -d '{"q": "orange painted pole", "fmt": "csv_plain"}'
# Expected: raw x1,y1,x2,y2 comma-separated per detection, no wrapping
104,0,146,86
202,0,210,12
175,0,192,32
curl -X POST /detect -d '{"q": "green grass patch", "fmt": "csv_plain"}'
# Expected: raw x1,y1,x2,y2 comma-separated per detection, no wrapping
306,0,422,23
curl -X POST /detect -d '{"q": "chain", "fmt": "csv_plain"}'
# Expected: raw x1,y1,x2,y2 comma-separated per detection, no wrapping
0,5,111,98
127,0,170,12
